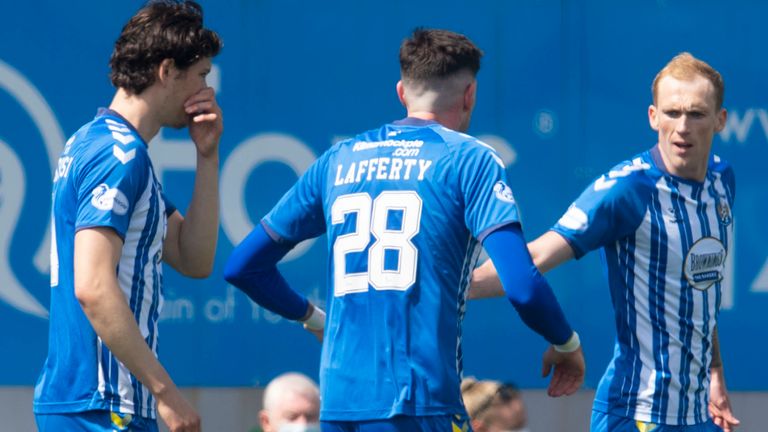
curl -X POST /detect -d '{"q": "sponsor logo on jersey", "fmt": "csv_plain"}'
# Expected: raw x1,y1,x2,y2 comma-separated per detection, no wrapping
352,139,423,152
684,236,726,290
90,184,129,215
493,181,516,204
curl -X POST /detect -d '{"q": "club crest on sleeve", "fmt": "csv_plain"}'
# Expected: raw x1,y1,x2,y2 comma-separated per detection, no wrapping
492,181,516,204
90,183,129,215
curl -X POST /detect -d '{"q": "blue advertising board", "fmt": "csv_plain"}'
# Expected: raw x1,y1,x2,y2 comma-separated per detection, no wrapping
0,0,765,389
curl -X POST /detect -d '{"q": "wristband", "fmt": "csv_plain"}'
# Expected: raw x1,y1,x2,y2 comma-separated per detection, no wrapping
554,331,580,353
302,305,326,331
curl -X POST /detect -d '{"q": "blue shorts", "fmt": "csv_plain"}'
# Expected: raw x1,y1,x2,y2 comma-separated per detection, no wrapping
321,414,471,432
36,410,158,432
591,410,722,432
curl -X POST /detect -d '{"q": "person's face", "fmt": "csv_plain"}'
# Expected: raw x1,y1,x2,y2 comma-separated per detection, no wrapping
648,74,726,181
493,396,527,431
163,57,213,129
261,391,320,432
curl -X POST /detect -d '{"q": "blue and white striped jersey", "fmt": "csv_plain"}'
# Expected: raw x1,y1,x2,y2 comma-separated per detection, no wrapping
263,118,521,420
34,110,174,419
552,146,735,426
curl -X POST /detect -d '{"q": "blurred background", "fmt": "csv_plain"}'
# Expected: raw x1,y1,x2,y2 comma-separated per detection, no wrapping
1,0,766,430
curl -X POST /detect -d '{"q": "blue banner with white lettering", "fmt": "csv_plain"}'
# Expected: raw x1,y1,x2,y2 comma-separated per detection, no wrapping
1,0,765,389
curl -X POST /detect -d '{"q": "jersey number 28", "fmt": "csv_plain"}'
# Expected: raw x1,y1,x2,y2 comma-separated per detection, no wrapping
331,191,422,296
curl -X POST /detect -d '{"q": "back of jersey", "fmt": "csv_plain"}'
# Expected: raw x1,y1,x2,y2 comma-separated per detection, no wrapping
264,118,520,420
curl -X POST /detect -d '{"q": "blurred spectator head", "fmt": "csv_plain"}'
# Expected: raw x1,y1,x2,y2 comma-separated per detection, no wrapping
461,377,528,432
260,372,320,432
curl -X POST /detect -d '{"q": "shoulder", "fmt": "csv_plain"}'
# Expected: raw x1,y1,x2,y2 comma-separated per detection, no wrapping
709,153,735,185
590,154,657,197
70,116,149,180
432,126,505,170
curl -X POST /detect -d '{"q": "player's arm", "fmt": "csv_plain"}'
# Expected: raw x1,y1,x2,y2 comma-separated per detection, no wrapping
223,223,325,333
483,223,584,396
709,326,740,431
470,230,575,299
74,227,199,431
162,87,222,278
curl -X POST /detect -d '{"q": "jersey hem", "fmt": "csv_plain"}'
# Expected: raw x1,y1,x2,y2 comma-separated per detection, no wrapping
34,399,157,419
592,400,704,426
320,404,466,421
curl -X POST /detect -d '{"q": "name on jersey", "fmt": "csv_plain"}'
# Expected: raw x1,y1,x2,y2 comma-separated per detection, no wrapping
53,156,74,183
684,237,726,290
334,157,433,186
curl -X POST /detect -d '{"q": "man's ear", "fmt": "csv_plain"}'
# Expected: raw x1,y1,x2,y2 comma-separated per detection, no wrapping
715,108,728,133
648,104,659,131
464,80,477,112
157,59,175,85
396,80,407,108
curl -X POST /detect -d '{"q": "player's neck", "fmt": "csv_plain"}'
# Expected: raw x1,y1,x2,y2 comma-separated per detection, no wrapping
108,88,163,143
407,110,465,132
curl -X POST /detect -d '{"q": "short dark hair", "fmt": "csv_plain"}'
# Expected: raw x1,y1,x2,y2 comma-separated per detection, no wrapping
109,0,222,94
399,28,483,82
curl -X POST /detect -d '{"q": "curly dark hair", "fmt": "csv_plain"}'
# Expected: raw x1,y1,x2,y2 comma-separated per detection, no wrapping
109,0,222,94
399,28,483,82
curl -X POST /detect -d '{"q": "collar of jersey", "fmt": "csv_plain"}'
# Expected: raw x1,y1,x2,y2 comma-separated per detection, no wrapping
392,117,439,127
649,145,710,186
96,107,148,147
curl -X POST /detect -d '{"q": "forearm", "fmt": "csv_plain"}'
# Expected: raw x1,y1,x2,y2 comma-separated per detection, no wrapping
484,225,573,345
78,279,176,398
224,223,310,320
469,259,505,299
711,326,722,368
177,152,219,274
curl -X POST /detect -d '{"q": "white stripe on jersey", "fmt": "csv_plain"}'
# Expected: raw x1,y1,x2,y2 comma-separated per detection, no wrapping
97,339,105,398
107,165,165,418
620,174,728,425
456,234,480,376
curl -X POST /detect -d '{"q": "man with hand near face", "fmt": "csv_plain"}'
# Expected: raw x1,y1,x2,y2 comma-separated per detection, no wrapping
34,2,222,431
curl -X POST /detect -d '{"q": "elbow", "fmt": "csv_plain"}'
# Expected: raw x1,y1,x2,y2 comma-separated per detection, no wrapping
503,272,540,308
74,281,101,314
506,286,536,308
182,262,214,279
223,259,245,286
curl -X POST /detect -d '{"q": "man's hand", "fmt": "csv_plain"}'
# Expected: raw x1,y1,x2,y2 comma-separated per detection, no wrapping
156,386,201,432
185,87,222,157
709,365,740,431
303,324,324,343
541,345,585,397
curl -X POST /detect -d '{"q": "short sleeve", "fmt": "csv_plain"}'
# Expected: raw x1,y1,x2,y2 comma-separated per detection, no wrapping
458,143,520,241
263,150,330,243
74,144,150,239
162,192,177,217
552,168,652,258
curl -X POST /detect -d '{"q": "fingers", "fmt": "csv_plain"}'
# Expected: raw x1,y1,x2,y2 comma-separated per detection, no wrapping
184,87,216,106
192,112,219,123
184,87,220,121
547,368,581,397
541,360,552,378
185,100,215,115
